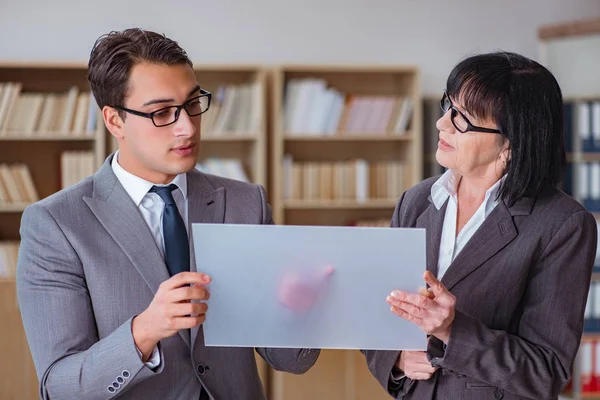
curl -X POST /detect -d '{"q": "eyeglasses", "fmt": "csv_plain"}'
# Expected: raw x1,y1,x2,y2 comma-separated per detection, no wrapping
440,91,501,134
114,89,212,127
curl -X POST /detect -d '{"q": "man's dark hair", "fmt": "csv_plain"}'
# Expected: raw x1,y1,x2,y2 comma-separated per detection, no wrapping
87,28,193,118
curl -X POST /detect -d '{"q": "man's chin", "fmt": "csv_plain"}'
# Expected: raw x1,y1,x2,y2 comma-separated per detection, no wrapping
172,160,198,175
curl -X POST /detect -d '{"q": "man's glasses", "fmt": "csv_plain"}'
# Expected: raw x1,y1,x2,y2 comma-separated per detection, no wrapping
115,89,212,127
440,91,501,134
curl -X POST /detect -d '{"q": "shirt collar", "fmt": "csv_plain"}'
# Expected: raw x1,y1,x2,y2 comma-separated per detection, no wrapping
431,169,459,209
111,151,188,207
431,169,505,216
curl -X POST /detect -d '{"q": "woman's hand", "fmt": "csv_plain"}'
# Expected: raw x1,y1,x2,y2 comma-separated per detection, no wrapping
386,271,456,343
395,351,438,380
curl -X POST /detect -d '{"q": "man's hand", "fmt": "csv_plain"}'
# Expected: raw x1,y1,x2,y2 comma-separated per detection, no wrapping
132,272,211,361
395,351,438,380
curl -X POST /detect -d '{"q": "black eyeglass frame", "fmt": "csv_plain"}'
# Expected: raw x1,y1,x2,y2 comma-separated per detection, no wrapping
440,91,502,134
113,89,212,127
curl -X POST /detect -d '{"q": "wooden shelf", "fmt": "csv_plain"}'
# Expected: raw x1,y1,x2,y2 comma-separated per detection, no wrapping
567,153,600,162
280,64,420,74
582,392,600,399
538,17,600,40
593,213,600,220
583,332,600,340
0,63,108,400
201,134,258,142
270,64,422,399
283,134,412,142
564,96,600,102
0,134,96,141
0,62,271,399
0,203,30,212
284,199,397,210
582,153,600,162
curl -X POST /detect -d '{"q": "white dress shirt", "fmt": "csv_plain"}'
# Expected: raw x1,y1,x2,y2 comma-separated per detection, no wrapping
430,170,505,280
111,151,190,369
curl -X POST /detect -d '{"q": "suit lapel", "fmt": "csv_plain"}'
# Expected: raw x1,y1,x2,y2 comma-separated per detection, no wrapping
416,197,447,278
83,156,170,295
186,170,226,349
186,170,225,274
83,155,192,348
441,200,518,291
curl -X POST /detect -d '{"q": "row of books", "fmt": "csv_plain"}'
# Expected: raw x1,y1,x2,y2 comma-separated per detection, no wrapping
581,162,600,213
565,101,600,153
195,158,249,183
565,162,600,213
200,82,262,135
1,153,97,204
0,241,18,278
283,78,413,136
0,163,38,205
61,151,96,189
584,279,600,332
349,218,391,227
577,338,600,394
282,156,409,201
0,83,102,137
2,155,250,204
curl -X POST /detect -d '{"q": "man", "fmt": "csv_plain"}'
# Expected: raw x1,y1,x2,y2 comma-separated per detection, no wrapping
16,28,319,400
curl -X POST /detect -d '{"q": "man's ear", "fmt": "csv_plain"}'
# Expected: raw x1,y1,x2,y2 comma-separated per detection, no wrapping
103,106,125,140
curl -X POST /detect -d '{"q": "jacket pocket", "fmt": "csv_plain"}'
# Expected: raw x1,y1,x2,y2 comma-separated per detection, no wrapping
466,380,494,389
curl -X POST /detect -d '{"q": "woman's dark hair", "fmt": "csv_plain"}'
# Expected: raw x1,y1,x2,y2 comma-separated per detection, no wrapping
446,51,566,206
87,28,193,119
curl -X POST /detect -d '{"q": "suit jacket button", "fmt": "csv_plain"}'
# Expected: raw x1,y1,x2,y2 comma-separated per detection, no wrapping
197,364,206,375
493,390,503,400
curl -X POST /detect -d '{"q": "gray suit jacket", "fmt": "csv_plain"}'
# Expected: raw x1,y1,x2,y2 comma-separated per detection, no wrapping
16,154,319,400
362,176,598,400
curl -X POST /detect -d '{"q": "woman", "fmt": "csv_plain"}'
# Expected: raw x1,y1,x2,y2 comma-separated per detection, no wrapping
363,51,598,399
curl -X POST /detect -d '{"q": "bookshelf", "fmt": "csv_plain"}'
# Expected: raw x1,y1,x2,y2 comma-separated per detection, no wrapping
569,96,600,394
0,63,271,399
271,65,423,226
539,17,600,399
269,65,423,400
422,96,446,179
0,62,107,400
187,65,269,387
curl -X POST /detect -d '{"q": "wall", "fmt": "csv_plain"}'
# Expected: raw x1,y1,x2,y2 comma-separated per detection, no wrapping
0,0,599,95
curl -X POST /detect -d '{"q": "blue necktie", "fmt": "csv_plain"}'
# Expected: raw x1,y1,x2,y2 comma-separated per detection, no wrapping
150,185,209,399
150,184,189,276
